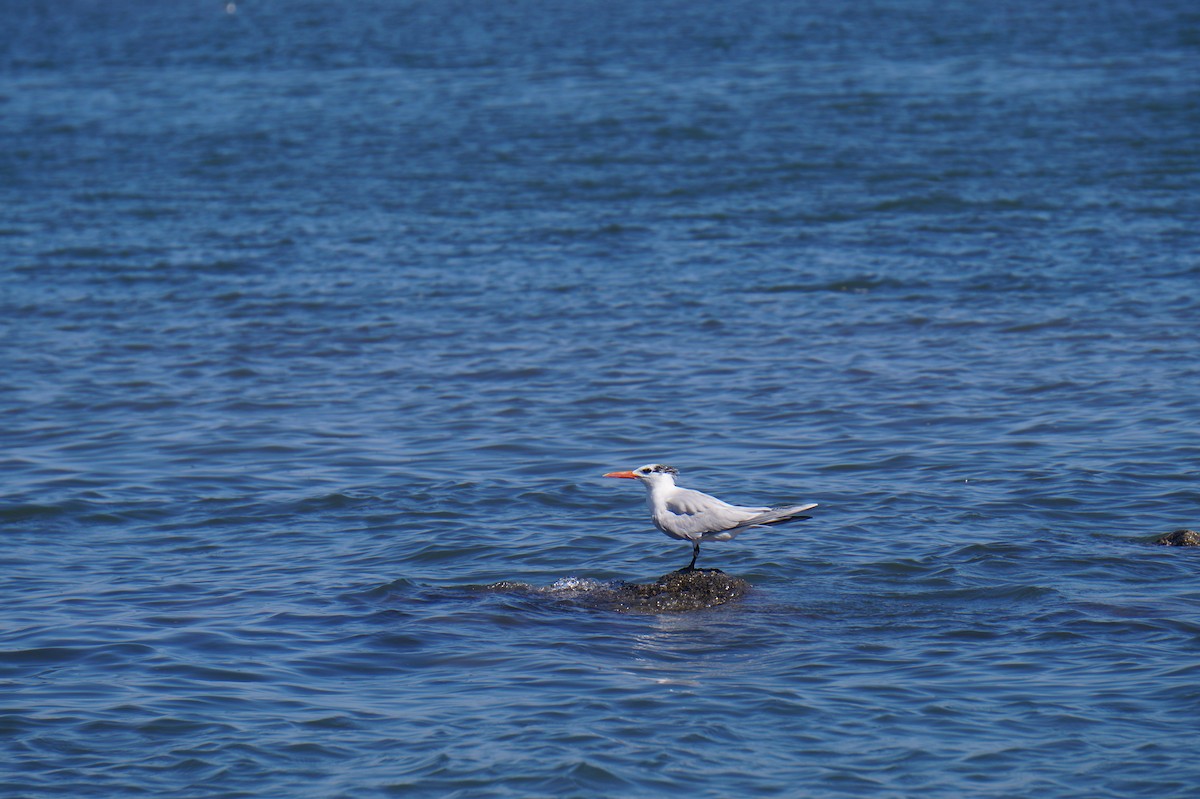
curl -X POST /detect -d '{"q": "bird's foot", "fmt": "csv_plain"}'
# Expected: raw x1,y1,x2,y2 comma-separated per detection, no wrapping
671,565,724,575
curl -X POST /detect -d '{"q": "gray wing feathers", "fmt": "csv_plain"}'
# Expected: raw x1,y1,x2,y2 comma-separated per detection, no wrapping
654,489,768,539
742,503,818,526
649,481,818,541
664,488,755,515
703,503,819,542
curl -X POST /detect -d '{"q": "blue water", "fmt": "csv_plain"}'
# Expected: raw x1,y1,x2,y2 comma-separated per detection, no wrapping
3,1,1199,796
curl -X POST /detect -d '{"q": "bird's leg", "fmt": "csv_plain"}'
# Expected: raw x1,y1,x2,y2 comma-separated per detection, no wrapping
687,540,699,571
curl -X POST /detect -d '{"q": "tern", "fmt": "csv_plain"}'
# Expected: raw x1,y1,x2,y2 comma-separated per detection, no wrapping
603,463,817,570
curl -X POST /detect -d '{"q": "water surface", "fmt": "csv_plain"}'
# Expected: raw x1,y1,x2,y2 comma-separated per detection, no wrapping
3,1,1199,796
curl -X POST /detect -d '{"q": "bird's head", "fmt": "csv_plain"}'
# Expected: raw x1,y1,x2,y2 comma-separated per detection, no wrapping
603,463,679,485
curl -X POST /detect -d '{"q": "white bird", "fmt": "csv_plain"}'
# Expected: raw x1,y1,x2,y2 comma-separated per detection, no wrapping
603,463,817,570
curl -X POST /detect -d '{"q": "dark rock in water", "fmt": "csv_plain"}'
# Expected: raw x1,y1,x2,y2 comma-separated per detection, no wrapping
619,566,748,609
481,568,751,613
589,568,751,613
1155,529,1200,546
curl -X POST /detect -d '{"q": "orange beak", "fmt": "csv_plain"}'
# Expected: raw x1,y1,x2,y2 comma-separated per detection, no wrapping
603,470,638,479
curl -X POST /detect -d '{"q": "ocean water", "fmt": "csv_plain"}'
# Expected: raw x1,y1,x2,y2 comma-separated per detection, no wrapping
3,1,1199,796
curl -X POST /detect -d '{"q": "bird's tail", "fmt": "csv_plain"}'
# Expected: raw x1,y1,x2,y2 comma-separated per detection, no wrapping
704,503,818,541
745,503,818,526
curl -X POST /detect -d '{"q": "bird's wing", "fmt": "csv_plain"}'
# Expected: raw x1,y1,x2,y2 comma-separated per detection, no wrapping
742,503,818,525
655,488,768,539
705,503,819,541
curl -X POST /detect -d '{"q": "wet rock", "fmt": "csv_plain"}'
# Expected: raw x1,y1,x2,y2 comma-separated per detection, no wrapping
1155,529,1200,546
554,563,748,611
481,569,751,613
586,568,751,613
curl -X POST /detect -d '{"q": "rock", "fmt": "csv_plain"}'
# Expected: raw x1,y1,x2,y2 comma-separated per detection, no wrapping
481,568,751,613
585,568,751,613
1155,529,1200,546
